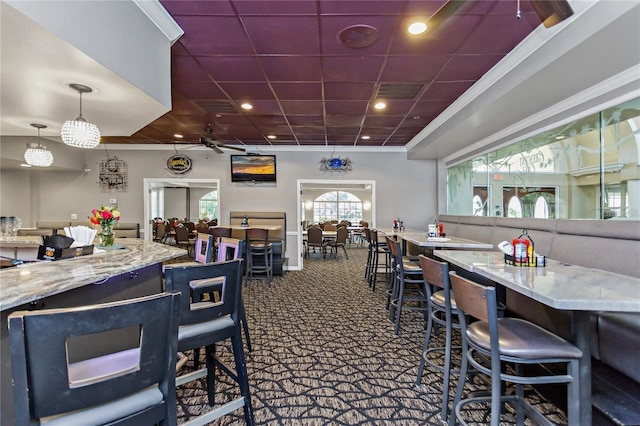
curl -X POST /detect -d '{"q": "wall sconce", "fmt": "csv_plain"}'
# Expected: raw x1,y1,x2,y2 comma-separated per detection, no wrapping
60,83,101,149
24,124,53,167
305,201,313,209
363,201,371,210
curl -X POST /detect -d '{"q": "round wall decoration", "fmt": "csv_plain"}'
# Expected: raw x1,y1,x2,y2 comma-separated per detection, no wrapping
166,154,192,175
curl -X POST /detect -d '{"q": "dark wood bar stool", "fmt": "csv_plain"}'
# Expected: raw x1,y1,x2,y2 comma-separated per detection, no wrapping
449,272,582,426
245,228,273,287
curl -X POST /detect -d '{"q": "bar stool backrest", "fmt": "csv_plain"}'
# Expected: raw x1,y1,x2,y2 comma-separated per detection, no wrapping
8,292,180,425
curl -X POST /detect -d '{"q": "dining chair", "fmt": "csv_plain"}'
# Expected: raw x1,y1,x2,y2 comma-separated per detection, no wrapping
8,292,181,426
449,272,582,426
154,222,167,243
164,260,255,425
323,223,337,232
415,255,460,424
195,222,210,234
386,236,427,336
245,228,273,287
305,226,326,259
175,225,196,257
325,225,349,259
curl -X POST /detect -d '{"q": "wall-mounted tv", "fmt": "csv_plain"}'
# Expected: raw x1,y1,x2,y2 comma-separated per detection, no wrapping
230,155,277,183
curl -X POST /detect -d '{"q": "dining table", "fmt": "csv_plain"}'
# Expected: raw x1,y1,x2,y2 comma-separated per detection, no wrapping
433,249,640,425
379,229,494,254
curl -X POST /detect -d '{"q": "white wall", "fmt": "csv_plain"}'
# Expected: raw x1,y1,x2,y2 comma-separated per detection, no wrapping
0,140,437,267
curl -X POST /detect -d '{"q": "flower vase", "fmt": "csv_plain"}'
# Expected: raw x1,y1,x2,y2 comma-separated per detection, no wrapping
98,225,115,247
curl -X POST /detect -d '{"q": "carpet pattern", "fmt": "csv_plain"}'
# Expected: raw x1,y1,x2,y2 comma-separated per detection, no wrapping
174,247,568,425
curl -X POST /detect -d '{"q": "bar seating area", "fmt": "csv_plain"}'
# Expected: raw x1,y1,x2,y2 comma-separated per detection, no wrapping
1,1,638,425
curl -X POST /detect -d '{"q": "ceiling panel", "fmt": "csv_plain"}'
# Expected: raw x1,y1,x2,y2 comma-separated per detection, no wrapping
100,0,542,149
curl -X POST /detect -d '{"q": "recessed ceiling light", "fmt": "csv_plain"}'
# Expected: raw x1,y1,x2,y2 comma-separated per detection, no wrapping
174,134,183,139
408,22,427,35
413,116,421,120
361,135,370,140
374,102,386,110
241,103,253,110
267,135,276,139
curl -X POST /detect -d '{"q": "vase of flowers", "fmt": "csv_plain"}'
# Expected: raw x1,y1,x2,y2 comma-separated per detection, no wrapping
90,205,121,247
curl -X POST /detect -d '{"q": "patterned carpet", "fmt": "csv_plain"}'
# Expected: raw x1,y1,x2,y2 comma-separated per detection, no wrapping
174,246,568,425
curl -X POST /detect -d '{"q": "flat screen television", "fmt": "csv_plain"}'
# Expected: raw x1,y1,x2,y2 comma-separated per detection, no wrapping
230,155,277,183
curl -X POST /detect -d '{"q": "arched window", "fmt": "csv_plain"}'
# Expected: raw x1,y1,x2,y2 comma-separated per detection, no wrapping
314,191,362,223
507,196,523,218
534,197,549,218
199,190,218,221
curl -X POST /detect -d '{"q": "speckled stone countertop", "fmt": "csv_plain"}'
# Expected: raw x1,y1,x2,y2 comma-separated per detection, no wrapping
434,250,640,312
0,239,186,311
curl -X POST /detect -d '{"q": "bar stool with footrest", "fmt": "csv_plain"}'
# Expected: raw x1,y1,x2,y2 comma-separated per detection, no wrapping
366,229,389,291
449,272,582,426
386,236,428,335
245,228,273,287
415,254,460,425
8,292,181,426
164,259,255,426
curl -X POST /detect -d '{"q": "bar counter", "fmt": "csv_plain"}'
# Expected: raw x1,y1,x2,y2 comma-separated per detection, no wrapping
0,238,186,311
1,238,186,425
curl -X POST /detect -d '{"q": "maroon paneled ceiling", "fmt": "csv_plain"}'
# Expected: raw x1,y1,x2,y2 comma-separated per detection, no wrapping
102,0,541,149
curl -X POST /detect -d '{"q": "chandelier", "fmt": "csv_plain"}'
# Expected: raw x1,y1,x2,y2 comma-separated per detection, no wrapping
24,124,54,167
60,83,101,149
319,154,353,173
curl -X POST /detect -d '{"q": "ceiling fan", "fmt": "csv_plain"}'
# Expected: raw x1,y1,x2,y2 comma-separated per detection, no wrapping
197,126,246,154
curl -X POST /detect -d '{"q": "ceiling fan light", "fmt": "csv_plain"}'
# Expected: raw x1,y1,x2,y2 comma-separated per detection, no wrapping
61,116,101,148
24,143,54,167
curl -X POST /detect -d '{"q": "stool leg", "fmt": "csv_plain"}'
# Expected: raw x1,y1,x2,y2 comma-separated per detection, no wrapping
416,302,434,385
239,294,252,352
231,331,255,425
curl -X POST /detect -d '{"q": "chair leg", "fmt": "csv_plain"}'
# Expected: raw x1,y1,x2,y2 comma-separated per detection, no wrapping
205,344,217,406
415,303,434,386
239,295,252,352
341,245,348,259
231,331,255,425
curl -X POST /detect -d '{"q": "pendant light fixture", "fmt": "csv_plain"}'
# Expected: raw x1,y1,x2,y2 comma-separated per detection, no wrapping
60,83,101,149
24,124,54,167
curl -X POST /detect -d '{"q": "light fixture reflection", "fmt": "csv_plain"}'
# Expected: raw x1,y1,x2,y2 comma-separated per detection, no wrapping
24,124,53,167
60,83,100,149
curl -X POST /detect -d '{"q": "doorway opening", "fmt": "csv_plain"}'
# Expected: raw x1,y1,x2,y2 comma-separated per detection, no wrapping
297,179,375,269
143,178,220,241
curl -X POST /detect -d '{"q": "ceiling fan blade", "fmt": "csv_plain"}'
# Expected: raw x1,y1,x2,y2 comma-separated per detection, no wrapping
424,0,467,35
212,145,224,154
220,145,246,152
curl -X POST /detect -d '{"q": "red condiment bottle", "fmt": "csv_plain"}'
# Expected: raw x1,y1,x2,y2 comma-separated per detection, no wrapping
512,237,530,264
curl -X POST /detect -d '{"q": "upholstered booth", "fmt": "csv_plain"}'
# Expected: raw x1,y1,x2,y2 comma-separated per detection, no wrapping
229,211,287,275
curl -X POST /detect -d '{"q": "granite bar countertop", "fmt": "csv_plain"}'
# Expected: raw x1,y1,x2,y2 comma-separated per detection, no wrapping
0,239,186,311
434,250,640,312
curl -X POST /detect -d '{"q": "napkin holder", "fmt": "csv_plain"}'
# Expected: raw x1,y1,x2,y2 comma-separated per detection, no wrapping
37,245,94,261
